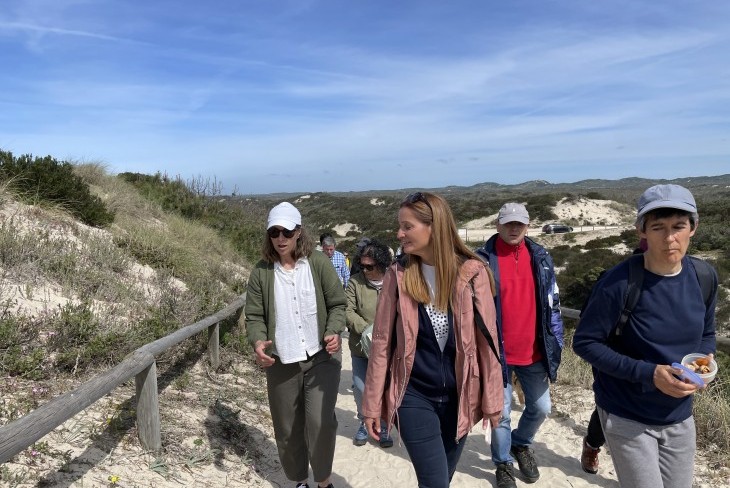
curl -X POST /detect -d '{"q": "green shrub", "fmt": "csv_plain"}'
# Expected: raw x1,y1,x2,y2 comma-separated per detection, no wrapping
584,234,624,249
118,172,265,262
47,301,99,348
55,330,128,372
0,150,114,227
558,248,628,308
1,345,46,380
548,245,572,267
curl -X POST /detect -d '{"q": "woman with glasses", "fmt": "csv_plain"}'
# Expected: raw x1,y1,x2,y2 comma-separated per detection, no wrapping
362,192,504,487
245,202,346,488
345,239,394,448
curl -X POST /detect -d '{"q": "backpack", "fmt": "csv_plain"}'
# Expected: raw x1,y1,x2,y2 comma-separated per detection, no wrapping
581,254,716,340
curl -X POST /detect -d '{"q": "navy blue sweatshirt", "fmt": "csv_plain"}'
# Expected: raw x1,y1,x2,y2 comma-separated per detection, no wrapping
407,304,457,403
573,256,716,425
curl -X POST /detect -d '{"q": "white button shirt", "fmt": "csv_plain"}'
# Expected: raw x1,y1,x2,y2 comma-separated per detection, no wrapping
273,257,322,364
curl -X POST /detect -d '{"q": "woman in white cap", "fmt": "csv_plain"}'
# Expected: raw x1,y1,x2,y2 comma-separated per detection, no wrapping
245,202,346,488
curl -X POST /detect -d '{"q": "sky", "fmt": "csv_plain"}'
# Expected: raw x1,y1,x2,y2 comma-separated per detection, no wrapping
1,0,729,195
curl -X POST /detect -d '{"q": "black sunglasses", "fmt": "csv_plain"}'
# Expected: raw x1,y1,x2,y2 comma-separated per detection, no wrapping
403,192,432,212
360,263,377,271
268,227,298,239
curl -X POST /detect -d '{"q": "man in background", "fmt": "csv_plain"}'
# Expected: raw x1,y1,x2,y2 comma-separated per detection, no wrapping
476,202,564,488
322,235,350,288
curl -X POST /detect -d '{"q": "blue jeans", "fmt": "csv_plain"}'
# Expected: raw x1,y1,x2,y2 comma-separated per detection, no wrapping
491,361,551,464
351,354,368,420
398,388,467,487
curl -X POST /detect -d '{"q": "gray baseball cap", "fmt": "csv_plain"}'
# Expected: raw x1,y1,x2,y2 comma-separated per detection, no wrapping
636,184,697,222
498,202,530,224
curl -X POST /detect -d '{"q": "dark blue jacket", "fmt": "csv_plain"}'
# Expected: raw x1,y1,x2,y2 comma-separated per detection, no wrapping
476,235,564,384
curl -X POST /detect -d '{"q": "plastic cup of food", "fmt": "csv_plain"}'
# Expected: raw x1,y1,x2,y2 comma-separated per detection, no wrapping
681,353,718,384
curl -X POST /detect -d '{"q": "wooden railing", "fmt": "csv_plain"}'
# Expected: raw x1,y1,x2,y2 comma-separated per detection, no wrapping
0,294,246,464
561,306,730,354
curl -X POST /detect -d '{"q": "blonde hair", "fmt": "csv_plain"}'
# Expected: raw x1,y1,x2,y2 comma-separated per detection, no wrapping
400,192,491,310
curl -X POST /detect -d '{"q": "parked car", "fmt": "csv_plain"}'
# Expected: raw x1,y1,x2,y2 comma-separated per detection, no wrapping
542,223,574,234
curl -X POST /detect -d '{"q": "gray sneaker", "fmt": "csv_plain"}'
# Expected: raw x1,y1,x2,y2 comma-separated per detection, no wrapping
495,463,517,488
353,422,368,446
379,426,394,448
510,444,540,483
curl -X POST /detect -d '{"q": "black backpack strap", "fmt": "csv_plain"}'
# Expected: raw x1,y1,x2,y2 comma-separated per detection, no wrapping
470,281,502,366
615,254,645,337
687,256,716,307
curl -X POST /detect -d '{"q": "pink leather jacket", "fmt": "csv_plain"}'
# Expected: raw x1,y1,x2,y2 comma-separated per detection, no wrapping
362,258,503,440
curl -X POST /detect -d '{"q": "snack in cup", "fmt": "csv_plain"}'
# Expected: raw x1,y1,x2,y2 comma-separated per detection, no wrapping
681,353,718,384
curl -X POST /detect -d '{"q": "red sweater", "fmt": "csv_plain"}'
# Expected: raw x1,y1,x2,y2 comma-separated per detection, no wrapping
496,238,542,365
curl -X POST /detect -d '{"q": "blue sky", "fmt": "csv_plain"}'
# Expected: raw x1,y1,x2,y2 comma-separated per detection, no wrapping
1,0,728,194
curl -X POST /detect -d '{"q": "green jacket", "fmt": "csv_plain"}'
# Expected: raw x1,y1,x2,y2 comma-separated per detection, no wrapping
345,271,381,358
245,250,346,350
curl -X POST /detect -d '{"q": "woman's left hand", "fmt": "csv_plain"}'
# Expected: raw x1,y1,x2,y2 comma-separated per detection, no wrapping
324,334,341,354
483,412,500,430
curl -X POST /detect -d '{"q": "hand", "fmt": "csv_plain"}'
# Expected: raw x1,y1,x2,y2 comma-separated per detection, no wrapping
254,340,275,368
483,412,500,430
364,417,381,441
654,364,702,398
324,334,341,354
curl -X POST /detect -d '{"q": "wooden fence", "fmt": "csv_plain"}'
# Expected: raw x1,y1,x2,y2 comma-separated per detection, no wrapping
0,294,246,464
561,306,730,354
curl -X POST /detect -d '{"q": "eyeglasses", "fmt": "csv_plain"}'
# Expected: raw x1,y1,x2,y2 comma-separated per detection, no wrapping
403,192,433,212
360,263,376,271
267,227,298,239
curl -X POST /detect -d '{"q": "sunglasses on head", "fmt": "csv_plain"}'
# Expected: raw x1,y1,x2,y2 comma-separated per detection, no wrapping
267,227,298,239
403,192,433,212
360,263,377,271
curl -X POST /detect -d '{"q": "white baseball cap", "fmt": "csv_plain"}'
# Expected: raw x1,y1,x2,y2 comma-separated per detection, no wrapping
267,202,301,230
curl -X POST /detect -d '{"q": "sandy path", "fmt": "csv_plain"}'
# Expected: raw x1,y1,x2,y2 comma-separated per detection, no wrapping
257,343,621,488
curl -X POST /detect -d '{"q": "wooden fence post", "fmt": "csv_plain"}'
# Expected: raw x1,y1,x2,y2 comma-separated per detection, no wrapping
135,361,161,451
209,322,220,370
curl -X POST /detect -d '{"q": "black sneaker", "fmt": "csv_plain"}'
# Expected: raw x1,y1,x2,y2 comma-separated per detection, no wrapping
495,463,517,488
510,444,540,483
